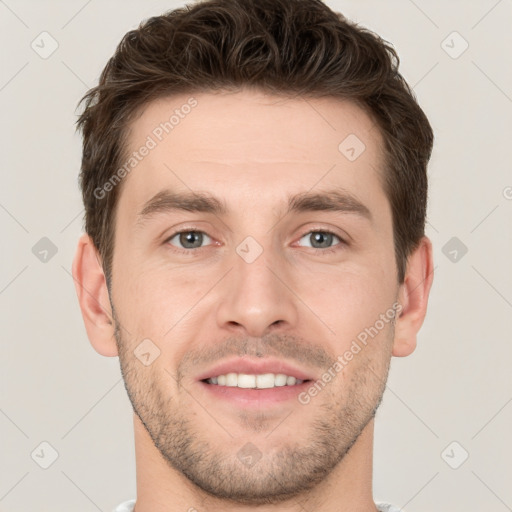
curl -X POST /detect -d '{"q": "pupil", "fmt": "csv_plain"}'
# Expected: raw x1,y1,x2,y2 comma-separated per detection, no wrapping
313,232,331,248
181,231,202,248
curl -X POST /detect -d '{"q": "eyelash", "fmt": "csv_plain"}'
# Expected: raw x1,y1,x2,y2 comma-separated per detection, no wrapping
164,228,346,256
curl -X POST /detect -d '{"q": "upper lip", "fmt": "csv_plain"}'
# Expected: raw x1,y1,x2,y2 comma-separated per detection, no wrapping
196,357,316,382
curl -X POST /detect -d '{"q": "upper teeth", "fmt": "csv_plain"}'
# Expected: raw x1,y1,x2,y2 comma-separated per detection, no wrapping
207,373,304,388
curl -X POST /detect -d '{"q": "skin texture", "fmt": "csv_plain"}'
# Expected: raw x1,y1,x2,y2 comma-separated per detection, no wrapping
72,89,433,512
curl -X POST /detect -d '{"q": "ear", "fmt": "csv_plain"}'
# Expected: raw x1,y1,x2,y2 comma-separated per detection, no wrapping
392,236,434,357
71,233,118,357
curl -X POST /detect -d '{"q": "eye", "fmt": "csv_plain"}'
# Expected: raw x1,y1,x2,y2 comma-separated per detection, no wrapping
297,230,344,252
166,230,213,251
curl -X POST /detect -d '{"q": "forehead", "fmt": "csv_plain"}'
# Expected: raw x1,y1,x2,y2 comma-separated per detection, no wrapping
119,89,387,218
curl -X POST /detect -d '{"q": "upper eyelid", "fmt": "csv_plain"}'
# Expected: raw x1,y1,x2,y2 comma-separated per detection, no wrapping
298,229,342,239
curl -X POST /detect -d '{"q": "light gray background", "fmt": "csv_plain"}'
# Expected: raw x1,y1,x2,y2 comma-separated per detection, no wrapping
1,1,511,511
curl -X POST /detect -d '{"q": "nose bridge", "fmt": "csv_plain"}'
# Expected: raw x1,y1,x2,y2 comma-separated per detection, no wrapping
236,234,279,289
215,232,299,336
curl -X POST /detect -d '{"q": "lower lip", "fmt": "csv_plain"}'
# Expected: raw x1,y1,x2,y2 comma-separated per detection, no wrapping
198,380,312,406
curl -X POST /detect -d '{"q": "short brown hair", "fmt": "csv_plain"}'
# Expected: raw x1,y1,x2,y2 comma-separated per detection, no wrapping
76,0,433,285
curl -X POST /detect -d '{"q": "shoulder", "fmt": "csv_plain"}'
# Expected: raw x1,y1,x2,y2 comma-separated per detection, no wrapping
111,499,136,512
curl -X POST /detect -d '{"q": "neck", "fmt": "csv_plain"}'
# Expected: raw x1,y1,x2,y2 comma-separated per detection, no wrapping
132,413,378,512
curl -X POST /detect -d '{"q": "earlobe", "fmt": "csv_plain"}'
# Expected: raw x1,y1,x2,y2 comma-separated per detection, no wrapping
71,233,118,357
392,236,434,357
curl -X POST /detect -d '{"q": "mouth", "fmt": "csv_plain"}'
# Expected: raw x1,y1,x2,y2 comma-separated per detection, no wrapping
196,356,316,384
201,372,311,388
195,358,315,407
198,375,312,406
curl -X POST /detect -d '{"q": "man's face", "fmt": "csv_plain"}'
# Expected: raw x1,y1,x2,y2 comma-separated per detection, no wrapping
110,89,400,504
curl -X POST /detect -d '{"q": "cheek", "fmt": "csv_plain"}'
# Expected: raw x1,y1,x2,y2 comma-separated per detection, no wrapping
294,263,398,348
113,259,214,341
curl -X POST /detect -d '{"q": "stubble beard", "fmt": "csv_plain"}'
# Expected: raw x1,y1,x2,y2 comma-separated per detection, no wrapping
113,315,392,506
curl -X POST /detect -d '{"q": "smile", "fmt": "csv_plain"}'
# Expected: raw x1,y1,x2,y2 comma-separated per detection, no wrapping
204,372,308,388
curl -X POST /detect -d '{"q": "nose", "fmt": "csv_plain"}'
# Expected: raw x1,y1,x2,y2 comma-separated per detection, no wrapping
215,242,299,338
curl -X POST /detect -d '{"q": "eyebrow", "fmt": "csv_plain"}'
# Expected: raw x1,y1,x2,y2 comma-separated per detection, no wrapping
136,188,372,225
